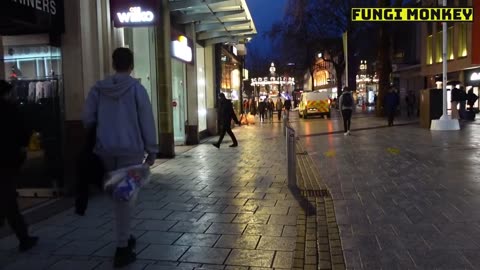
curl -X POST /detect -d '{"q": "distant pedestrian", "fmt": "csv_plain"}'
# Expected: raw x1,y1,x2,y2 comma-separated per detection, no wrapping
459,86,467,119
384,87,400,126
213,93,240,148
258,99,266,122
0,80,38,252
406,91,416,118
467,89,478,111
284,98,292,119
339,86,354,135
451,86,462,119
268,99,274,121
276,98,283,121
83,48,158,268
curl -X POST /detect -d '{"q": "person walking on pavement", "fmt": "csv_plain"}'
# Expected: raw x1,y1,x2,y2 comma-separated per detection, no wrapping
213,93,240,148
83,48,158,268
284,98,292,119
0,80,38,252
276,98,283,121
406,91,416,118
451,86,462,120
268,99,274,122
339,86,354,135
459,86,468,120
258,99,266,122
385,87,400,126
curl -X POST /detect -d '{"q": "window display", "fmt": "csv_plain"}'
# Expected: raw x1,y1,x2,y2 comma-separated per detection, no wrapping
2,42,64,194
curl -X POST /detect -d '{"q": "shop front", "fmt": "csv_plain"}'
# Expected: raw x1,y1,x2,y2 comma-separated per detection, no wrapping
0,0,65,201
171,32,193,145
464,68,480,111
220,46,242,115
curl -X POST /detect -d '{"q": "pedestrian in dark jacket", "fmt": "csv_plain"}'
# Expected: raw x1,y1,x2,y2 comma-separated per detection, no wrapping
385,88,400,126
213,93,240,148
0,80,38,252
276,98,283,121
267,99,274,121
74,125,105,216
467,89,478,111
258,99,266,122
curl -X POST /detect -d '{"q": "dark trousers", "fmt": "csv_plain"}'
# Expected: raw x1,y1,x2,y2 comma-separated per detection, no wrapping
259,111,265,121
0,168,29,242
388,110,395,126
341,109,352,132
407,105,414,117
277,110,282,121
217,124,238,145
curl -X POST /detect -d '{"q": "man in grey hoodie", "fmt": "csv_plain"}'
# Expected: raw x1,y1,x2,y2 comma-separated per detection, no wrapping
82,48,157,268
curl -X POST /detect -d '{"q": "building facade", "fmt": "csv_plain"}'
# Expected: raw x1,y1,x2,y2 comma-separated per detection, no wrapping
0,0,256,200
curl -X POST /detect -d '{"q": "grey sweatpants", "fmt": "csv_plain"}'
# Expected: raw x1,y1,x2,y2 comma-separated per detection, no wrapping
102,156,144,248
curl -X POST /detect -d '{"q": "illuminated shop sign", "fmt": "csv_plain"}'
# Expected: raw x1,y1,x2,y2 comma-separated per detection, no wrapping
117,7,154,24
471,72,480,82
110,0,159,27
1,0,65,34
172,35,193,63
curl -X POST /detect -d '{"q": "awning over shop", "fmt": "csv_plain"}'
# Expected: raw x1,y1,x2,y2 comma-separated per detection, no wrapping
169,0,257,46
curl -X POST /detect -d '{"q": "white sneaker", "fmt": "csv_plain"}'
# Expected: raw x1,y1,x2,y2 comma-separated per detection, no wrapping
344,132,348,136
347,130,351,135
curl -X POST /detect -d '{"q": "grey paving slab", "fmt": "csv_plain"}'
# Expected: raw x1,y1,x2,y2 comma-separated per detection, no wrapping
0,122,302,269
179,246,231,265
137,231,183,245
292,111,480,269
256,236,296,251
214,235,260,250
225,249,275,268
52,240,110,256
174,233,221,247
169,221,212,233
47,259,101,270
205,223,247,235
243,224,284,237
137,244,189,261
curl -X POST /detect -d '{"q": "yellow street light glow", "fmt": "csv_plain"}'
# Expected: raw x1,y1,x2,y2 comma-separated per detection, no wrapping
351,8,473,22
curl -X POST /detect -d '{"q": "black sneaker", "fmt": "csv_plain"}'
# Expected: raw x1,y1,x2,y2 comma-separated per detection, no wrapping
212,143,220,149
114,247,136,268
229,144,238,148
19,236,38,252
128,235,136,250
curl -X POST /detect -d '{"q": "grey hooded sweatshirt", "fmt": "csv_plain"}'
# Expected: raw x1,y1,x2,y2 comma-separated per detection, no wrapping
82,74,158,159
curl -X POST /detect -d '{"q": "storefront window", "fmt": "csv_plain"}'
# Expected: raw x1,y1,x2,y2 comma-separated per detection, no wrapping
426,35,433,65
448,26,454,60
435,31,443,63
457,23,468,58
196,46,207,132
123,27,159,140
2,39,64,194
221,49,241,114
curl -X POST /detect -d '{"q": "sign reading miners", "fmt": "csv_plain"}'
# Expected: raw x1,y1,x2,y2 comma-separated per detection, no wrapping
351,8,473,22
0,0,65,34
110,0,160,27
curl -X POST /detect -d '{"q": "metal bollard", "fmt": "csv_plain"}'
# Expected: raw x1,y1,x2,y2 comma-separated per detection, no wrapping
286,125,297,188
283,115,287,136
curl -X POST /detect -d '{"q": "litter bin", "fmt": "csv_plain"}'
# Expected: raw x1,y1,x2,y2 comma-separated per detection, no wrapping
420,88,443,128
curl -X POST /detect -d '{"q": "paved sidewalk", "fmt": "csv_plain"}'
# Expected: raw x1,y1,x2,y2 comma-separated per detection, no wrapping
294,114,480,270
0,123,303,270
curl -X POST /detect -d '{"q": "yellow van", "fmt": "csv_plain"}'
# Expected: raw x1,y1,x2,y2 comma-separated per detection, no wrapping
298,91,331,119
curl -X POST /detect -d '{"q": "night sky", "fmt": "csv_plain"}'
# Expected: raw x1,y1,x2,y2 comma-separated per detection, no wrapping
245,0,288,56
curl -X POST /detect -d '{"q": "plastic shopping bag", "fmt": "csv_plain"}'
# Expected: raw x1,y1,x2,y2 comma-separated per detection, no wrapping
104,164,151,202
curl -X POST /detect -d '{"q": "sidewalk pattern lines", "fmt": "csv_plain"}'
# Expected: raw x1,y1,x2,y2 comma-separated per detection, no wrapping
0,124,305,270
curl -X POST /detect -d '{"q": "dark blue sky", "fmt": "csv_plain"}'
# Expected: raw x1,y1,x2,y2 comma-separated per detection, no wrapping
245,0,288,56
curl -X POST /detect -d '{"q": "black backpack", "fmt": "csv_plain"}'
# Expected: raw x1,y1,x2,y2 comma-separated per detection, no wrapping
342,92,353,107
